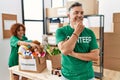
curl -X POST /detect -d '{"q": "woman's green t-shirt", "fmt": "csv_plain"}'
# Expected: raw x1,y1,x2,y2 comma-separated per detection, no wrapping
8,35,31,67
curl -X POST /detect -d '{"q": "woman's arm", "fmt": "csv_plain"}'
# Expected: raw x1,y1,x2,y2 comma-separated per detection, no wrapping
18,41,39,49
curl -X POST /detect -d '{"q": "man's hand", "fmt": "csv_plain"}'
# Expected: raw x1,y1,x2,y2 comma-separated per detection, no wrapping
74,21,84,36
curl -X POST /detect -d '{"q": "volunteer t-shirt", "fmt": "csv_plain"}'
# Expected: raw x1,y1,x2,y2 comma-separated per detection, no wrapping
56,24,98,80
8,35,31,67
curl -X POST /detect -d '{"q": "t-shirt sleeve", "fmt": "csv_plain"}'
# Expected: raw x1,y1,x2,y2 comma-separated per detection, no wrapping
23,35,32,42
56,28,66,44
89,31,99,50
10,36,19,47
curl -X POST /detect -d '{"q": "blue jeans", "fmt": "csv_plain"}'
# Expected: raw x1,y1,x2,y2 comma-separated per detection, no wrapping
61,75,95,80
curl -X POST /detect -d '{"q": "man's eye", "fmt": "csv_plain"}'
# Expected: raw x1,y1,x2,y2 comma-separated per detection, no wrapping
74,11,83,15
74,12,79,14
81,12,84,15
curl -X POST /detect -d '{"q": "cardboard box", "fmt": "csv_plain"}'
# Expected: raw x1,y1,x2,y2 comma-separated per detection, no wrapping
104,57,120,71
104,33,120,45
46,8,57,18
114,23,120,34
93,40,100,66
47,23,63,33
46,7,67,18
89,27,100,39
104,33,120,71
104,33,120,58
93,56,100,66
51,54,61,69
66,0,98,15
113,13,120,23
19,56,46,73
46,54,61,69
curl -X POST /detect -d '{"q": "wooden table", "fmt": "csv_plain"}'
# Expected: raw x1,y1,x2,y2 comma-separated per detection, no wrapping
9,60,61,80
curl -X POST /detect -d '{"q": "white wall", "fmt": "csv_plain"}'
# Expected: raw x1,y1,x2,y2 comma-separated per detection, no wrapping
0,0,22,80
99,0,120,32
0,0,120,80
0,1,22,39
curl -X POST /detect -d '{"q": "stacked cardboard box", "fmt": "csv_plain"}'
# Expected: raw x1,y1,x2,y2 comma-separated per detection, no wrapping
89,27,100,39
89,27,100,66
113,13,120,34
104,13,120,71
46,0,99,18
46,7,67,18
65,0,98,15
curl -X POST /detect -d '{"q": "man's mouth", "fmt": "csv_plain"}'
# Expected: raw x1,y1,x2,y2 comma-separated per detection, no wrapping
75,17,83,21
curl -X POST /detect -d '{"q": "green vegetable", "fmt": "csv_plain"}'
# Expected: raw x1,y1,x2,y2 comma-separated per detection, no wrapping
45,44,61,55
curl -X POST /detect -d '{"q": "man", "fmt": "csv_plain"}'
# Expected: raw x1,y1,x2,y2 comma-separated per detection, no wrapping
56,2,99,80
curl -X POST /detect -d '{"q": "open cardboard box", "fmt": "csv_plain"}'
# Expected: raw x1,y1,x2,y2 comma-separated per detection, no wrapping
46,54,61,69
19,56,46,73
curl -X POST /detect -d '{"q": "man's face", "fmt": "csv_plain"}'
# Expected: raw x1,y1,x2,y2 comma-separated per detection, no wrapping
68,6,84,24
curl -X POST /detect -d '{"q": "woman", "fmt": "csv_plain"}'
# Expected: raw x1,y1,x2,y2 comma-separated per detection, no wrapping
8,23,38,80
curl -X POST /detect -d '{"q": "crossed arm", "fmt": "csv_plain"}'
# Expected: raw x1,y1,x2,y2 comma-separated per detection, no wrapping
58,39,99,62
69,49,99,61
57,21,99,61
57,31,99,62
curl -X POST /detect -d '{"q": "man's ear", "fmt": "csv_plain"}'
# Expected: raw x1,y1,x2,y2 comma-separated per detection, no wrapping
67,12,70,18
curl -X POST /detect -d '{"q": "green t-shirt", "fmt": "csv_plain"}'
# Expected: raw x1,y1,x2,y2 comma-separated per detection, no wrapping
56,24,98,80
8,35,31,67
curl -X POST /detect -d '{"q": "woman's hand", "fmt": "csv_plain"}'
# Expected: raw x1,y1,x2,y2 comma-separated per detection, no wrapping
29,43,39,49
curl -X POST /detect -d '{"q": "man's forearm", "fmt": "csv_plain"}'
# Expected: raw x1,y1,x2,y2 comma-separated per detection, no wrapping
69,49,99,61
58,33,78,55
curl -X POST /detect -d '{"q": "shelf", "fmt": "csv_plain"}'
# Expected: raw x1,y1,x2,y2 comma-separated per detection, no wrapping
46,16,68,19
46,15,104,80
95,72,103,80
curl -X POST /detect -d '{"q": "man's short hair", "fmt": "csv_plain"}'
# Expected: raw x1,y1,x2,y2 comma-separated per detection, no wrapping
68,2,82,11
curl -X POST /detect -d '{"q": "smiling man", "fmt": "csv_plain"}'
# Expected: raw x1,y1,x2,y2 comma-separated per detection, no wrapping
56,2,99,80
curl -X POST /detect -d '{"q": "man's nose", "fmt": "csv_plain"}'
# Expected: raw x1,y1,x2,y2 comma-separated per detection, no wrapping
77,15,82,18
77,12,82,16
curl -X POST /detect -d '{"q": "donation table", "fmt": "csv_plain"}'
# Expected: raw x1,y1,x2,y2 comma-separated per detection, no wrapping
9,60,61,80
